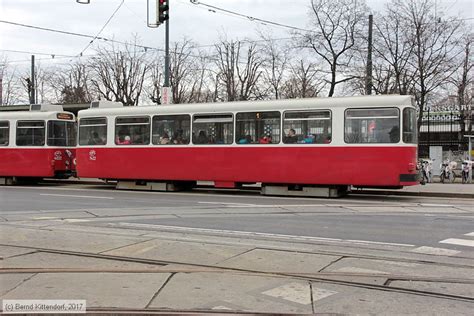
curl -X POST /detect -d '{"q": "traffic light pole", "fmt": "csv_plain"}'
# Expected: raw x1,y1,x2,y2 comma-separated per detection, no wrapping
164,3,170,88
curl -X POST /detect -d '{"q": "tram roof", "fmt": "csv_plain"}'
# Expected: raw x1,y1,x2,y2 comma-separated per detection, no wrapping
0,110,76,121
78,95,413,118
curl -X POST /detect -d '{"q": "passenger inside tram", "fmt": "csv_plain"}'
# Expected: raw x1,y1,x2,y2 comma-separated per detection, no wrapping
195,130,208,144
160,132,170,144
88,131,103,145
284,129,298,144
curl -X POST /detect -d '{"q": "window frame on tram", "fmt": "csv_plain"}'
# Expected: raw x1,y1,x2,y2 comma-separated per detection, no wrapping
403,107,418,144
115,116,151,146
282,110,332,144
192,113,234,145
78,117,108,146
16,120,46,146
235,111,281,145
344,107,400,144
0,121,9,146
47,120,77,147
152,114,191,145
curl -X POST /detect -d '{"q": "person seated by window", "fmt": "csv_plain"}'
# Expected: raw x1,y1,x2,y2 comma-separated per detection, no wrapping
238,135,252,144
389,126,400,143
284,129,298,144
117,135,131,145
172,129,185,144
160,132,170,144
0,135,7,145
259,134,272,144
302,134,315,143
323,135,332,144
195,130,208,144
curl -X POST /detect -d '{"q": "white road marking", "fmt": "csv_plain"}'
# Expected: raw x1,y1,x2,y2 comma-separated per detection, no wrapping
262,282,312,305
39,193,114,200
439,238,474,247
116,222,414,247
64,219,91,223
411,246,460,256
464,232,474,237
198,202,258,206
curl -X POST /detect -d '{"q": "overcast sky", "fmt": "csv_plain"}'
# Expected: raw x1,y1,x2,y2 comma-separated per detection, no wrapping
0,0,473,68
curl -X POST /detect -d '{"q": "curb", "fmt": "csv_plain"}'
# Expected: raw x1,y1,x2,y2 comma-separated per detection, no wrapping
351,189,474,199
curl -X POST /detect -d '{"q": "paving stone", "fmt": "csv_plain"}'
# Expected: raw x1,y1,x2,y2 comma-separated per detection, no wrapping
322,257,474,280
310,281,474,314
390,280,474,299
218,248,341,274
0,274,34,296
148,272,313,314
0,226,150,253
0,252,165,270
0,245,36,259
104,239,253,265
1,273,170,309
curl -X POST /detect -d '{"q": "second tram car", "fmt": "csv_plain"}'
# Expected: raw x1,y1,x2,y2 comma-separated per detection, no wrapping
0,104,77,184
76,96,418,197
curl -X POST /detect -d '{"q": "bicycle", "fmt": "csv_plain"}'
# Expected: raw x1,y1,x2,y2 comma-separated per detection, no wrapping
440,160,457,183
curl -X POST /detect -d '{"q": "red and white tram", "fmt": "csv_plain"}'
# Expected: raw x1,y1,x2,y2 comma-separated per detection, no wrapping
0,104,77,184
76,96,418,197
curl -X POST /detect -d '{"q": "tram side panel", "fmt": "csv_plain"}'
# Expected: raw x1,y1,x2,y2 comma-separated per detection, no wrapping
0,148,55,178
76,145,417,187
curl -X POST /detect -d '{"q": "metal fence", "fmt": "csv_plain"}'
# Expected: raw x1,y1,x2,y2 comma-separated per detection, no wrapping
418,109,473,158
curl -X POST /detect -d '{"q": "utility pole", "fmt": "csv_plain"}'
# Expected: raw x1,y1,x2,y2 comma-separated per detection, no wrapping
30,55,36,104
164,2,170,88
365,14,373,95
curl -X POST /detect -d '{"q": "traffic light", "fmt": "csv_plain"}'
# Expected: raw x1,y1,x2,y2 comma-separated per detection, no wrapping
158,0,169,24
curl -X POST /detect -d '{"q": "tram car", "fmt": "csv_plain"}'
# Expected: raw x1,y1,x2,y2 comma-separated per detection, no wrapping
76,96,418,197
0,104,77,185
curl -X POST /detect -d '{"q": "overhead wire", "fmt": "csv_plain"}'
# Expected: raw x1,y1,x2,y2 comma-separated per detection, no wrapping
78,0,125,56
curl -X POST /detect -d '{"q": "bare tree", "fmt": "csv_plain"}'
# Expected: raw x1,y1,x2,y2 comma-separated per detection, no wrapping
259,34,289,99
89,39,152,106
447,32,474,138
372,7,416,95
392,0,464,129
281,59,326,99
0,58,22,105
303,0,368,97
214,39,263,101
48,61,94,104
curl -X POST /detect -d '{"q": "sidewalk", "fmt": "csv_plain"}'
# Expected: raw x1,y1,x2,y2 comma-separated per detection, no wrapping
1,221,474,314
355,182,474,199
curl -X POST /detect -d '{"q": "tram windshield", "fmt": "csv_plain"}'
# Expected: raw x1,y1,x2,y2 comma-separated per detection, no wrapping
47,121,76,146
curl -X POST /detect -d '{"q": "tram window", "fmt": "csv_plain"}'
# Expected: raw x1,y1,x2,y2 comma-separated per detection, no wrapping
16,120,45,146
0,121,8,146
283,110,331,144
192,114,233,145
235,111,280,144
47,121,76,146
79,118,107,145
152,115,190,145
403,108,418,144
345,108,400,143
115,116,150,145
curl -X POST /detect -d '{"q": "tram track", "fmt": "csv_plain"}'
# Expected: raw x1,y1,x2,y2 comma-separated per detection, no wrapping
1,245,473,302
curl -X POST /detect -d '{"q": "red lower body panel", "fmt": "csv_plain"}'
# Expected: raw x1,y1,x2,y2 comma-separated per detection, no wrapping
77,146,418,187
0,148,75,178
